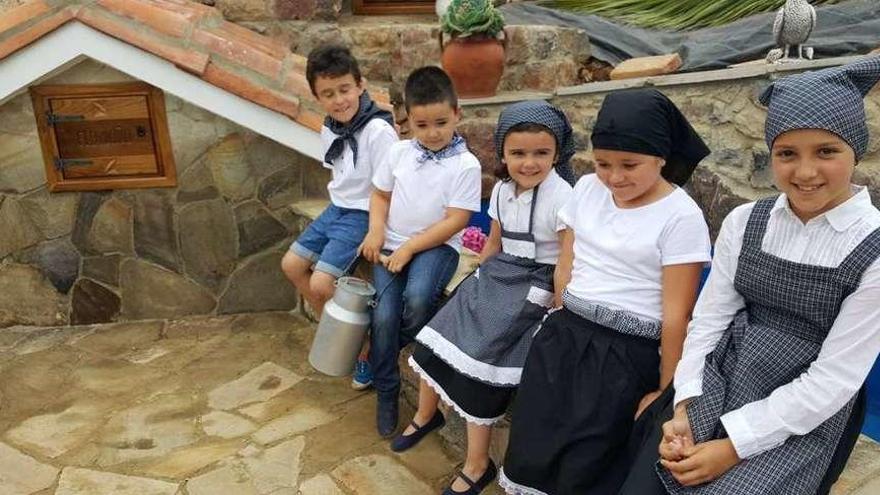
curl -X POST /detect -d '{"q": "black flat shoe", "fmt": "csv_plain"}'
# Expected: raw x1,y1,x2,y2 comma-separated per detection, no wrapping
390,410,445,452
442,459,498,495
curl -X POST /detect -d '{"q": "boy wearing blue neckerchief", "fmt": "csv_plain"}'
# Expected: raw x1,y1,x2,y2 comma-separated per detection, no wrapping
360,66,482,438
281,45,397,389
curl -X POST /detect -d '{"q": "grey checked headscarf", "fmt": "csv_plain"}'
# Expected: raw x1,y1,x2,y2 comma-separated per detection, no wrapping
760,55,880,160
494,100,576,185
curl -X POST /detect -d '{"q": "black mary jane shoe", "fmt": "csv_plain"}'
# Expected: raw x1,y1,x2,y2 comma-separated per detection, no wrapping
390,410,445,452
441,459,498,495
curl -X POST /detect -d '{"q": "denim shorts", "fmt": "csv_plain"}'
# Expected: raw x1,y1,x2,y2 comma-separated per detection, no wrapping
290,203,369,278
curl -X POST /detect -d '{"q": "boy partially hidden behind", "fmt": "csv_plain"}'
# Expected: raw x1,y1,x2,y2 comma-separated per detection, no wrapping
281,45,398,386
360,66,482,437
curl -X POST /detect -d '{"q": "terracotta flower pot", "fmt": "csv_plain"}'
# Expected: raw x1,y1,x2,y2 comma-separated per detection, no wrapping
440,32,505,99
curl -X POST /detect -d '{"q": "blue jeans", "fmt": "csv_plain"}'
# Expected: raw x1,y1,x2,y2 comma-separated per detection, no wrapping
370,244,459,402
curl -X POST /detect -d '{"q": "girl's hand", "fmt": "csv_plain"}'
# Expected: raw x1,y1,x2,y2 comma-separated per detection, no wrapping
659,402,694,461
383,245,414,273
360,231,385,264
660,438,740,486
634,389,662,419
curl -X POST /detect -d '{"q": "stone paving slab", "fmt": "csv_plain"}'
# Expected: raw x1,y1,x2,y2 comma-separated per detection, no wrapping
333,454,434,494
299,474,344,495
201,410,258,439
56,467,179,495
188,436,306,495
140,440,242,479
250,405,338,445
5,403,105,458
208,361,304,410
0,312,875,494
0,441,59,494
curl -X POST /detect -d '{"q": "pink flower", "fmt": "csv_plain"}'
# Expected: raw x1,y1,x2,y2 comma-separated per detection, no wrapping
462,226,487,253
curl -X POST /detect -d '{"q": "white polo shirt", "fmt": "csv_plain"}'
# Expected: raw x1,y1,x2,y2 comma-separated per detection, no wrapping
373,140,482,252
558,174,711,321
321,118,398,211
487,168,573,264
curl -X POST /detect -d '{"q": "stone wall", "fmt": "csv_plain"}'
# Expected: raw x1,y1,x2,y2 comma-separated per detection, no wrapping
244,20,591,92
208,0,343,22
0,59,329,328
455,67,880,238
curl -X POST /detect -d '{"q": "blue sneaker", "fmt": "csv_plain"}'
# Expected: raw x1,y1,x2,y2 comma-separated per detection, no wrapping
351,358,373,390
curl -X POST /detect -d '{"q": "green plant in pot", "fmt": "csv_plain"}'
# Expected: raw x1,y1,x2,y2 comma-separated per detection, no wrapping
440,0,506,98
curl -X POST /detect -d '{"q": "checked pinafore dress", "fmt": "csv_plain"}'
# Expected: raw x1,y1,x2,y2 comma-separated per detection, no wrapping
658,196,880,495
410,184,556,424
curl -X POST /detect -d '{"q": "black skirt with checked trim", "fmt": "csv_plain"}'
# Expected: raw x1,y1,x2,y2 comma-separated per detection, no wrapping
500,307,660,495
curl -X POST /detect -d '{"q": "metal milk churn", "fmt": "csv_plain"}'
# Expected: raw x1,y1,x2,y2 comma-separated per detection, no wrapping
308,276,376,376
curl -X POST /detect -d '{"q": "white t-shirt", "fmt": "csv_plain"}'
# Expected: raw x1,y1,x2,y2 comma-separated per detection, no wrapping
488,168,573,264
558,174,711,321
373,140,482,251
321,118,398,211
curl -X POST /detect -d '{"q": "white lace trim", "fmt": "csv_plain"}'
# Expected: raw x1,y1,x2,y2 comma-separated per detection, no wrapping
526,286,554,308
498,467,550,495
416,326,522,386
408,356,504,426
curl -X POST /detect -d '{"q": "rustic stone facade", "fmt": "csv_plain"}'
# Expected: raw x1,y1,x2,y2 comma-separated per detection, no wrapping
245,20,592,92
452,74,880,238
210,0,343,22
0,59,327,328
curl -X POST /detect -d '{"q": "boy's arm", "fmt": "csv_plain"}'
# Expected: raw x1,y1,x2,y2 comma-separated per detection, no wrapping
361,188,390,264
382,207,472,273
479,220,502,264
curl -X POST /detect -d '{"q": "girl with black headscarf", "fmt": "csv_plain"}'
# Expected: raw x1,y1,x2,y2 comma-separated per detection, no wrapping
500,89,712,495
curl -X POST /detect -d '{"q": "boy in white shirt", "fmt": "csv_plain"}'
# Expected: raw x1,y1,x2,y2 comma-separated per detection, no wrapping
280,45,397,388
360,66,482,437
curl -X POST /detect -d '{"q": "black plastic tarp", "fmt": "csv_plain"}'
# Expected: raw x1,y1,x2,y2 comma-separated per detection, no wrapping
498,0,880,71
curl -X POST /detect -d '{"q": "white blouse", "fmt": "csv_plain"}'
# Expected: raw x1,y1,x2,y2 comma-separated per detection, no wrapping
674,186,880,459
487,169,573,264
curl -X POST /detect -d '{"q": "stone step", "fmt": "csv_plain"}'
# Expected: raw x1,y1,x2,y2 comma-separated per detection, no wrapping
287,199,480,299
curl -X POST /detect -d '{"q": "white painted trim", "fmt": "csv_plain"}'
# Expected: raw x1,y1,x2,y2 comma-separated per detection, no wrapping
0,22,322,160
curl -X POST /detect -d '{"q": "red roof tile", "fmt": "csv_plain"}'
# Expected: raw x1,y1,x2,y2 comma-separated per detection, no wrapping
76,6,210,74
0,7,75,61
0,0,51,34
0,0,336,125
192,25,284,79
203,61,299,119
296,108,324,133
96,0,202,38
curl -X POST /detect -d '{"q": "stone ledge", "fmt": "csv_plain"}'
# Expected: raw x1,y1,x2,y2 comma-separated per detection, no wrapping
556,54,871,97
460,90,554,107
287,199,480,296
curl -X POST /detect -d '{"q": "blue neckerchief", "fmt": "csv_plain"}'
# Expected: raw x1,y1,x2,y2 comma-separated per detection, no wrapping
412,133,468,164
323,91,394,167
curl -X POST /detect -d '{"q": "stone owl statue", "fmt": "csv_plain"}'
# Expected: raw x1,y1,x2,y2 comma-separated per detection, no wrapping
767,0,816,62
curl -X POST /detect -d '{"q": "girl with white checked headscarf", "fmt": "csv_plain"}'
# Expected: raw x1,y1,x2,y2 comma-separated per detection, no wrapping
620,55,880,495
389,101,575,495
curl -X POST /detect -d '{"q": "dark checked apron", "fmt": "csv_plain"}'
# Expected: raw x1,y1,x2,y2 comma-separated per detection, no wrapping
413,184,555,391
657,197,880,495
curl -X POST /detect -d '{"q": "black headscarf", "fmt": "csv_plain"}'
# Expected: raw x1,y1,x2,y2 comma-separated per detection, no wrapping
590,89,710,186
323,90,394,166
